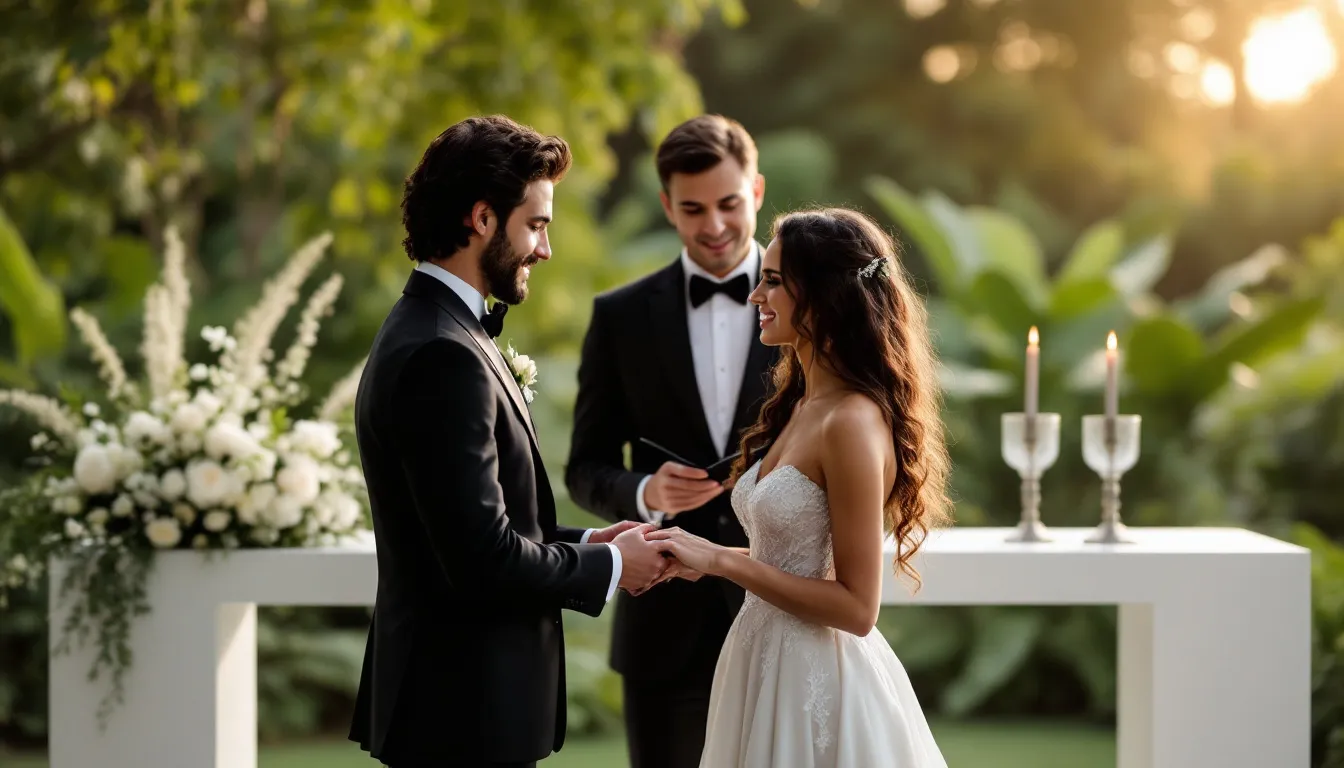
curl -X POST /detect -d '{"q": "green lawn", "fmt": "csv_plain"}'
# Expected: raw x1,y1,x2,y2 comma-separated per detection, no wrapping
1,719,1114,767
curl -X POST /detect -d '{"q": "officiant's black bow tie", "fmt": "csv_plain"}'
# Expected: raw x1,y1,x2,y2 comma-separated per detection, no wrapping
481,302,508,338
689,273,751,308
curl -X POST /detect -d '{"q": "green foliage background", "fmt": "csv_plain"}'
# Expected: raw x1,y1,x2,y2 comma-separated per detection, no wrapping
2,0,1344,764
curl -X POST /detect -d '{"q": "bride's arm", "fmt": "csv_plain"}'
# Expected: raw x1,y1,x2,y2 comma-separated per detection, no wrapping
648,398,890,636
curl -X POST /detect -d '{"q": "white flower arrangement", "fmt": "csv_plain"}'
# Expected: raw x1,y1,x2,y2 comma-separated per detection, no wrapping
0,225,368,725
502,342,539,403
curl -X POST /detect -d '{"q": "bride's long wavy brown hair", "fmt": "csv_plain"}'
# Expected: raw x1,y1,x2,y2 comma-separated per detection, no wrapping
731,208,952,588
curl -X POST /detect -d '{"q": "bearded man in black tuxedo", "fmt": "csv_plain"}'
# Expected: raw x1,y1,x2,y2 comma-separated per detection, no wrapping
349,115,670,768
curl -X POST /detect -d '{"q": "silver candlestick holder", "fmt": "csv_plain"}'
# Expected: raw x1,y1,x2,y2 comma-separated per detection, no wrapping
1001,412,1060,543
1081,414,1141,544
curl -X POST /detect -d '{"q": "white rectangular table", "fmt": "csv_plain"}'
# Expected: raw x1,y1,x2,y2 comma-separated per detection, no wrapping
49,527,1311,768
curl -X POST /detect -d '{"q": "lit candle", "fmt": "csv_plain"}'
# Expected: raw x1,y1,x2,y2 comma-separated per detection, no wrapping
1025,326,1039,422
1105,331,1118,421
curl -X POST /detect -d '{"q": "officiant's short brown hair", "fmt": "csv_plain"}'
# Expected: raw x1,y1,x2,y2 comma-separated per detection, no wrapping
655,114,758,189
401,115,571,262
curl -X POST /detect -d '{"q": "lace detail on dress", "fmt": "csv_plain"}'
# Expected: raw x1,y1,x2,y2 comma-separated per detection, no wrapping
729,461,838,755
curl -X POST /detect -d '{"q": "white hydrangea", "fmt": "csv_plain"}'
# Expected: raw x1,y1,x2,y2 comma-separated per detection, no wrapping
204,422,261,462
171,403,209,435
236,482,277,526
111,495,135,517
290,420,342,459
123,411,171,448
264,496,304,529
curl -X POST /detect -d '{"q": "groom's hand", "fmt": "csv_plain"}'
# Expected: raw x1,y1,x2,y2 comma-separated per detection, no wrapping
642,462,724,517
612,524,668,593
586,519,643,544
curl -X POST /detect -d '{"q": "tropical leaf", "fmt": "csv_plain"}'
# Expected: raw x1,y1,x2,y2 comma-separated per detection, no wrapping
864,176,959,292
965,270,1038,341
968,207,1049,309
1057,220,1125,285
1049,277,1119,321
1173,243,1288,331
1125,315,1205,394
0,204,67,366
1109,235,1172,298
941,609,1044,716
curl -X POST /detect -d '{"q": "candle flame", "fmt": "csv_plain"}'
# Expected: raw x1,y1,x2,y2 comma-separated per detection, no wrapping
1107,331,1118,351
1028,326,1039,346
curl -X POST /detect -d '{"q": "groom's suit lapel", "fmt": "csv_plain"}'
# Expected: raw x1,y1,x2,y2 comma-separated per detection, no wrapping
404,271,540,450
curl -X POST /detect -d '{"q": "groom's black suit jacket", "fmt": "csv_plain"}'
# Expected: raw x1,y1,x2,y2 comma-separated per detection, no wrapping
349,269,613,765
566,258,777,682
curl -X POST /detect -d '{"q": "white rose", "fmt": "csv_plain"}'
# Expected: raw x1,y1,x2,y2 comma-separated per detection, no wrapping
110,443,144,479
55,496,83,516
185,460,240,508
290,420,342,459
111,495,135,517
172,502,197,526
87,507,110,526
30,432,50,451
179,433,203,454
83,402,101,418
203,509,232,533
124,412,170,447
317,491,362,532
170,403,208,435
160,469,187,501
275,455,320,505
264,496,304,529
189,364,209,381
193,390,222,416
145,518,182,549
237,483,277,525
73,445,117,495
510,354,538,387
64,519,86,539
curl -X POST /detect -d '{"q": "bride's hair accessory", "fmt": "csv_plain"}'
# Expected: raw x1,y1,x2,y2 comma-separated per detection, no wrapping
857,255,888,280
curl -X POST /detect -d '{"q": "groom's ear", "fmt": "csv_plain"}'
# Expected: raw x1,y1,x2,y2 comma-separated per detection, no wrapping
465,201,494,237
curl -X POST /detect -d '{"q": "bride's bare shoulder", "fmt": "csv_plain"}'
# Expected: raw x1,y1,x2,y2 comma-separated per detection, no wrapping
819,393,888,454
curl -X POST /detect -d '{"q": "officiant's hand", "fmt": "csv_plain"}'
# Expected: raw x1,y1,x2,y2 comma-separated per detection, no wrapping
613,524,669,592
643,462,724,517
587,519,644,544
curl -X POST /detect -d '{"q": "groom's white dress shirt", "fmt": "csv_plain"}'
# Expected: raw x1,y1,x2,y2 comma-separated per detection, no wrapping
414,262,622,602
634,244,760,524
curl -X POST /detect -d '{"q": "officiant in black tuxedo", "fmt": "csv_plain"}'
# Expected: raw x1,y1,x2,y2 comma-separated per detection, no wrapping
349,115,669,768
566,115,778,768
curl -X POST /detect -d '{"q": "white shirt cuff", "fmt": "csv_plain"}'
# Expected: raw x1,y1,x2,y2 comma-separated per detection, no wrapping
634,475,666,526
603,543,622,602
579,528,594,544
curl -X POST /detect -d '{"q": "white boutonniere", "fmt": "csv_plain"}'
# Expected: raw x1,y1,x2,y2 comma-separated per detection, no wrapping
501,343,538,403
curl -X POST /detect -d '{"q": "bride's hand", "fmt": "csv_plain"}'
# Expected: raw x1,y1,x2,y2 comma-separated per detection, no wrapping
643,527,726,575
627,558,703,596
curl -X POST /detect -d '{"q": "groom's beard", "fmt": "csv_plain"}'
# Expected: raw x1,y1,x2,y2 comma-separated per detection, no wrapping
482,228,532,305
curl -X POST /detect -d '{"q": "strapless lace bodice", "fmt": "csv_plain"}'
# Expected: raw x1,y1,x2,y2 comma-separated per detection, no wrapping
730,460,833,580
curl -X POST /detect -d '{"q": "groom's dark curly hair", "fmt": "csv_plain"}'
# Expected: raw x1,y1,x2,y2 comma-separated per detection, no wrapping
401,115,572,262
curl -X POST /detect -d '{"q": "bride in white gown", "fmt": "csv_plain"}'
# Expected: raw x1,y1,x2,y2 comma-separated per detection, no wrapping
647,207,952,768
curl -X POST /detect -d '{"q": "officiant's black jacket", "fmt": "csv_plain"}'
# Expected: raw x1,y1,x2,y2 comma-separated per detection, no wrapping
565,258,777,682
349,269,613,765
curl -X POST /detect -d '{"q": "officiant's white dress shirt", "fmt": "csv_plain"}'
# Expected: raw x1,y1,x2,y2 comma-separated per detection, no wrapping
414,262,622,602
634,243,760,524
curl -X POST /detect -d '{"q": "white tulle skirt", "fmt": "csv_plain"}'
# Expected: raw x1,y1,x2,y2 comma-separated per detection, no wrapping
699,596,948,768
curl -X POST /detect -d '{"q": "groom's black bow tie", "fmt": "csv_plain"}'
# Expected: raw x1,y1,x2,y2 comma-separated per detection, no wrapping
689,273,751,308
480,302,508,339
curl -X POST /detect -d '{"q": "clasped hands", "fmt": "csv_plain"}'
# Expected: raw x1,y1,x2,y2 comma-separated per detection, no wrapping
587,520,725,596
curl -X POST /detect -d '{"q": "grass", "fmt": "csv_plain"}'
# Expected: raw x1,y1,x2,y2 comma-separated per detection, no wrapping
1,718,1114,767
